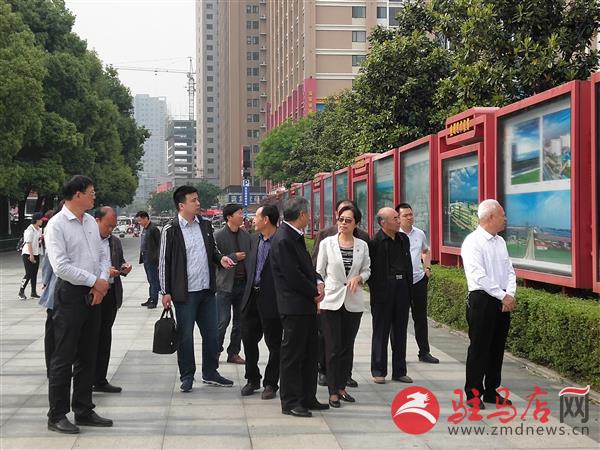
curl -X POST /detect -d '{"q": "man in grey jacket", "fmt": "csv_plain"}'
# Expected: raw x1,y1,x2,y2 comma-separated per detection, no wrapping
214,203,251,364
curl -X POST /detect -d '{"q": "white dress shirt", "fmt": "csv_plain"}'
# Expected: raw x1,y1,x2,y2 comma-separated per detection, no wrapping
102,237,114,284
400,226,429,284
461,226,516,300
178,214,210,292
45,206,110,287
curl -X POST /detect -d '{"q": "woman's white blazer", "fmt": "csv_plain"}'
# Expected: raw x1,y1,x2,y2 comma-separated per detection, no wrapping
316,235,371,313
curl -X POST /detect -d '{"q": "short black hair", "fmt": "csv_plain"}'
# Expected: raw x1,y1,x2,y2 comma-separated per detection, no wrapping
223,203,243,222
283,197,308,221
338,205,361,224
395,202,412,212
135,211,150,219
173,185,198,211
94,206,114,220
259,204,279,226
62,175,93,201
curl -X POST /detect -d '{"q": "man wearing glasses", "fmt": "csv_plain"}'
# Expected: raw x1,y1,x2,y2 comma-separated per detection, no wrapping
45,175,112,433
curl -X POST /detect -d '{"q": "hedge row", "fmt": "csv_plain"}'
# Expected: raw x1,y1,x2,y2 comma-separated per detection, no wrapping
428,266,600,390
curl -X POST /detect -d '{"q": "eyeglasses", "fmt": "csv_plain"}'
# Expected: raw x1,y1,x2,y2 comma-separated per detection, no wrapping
337,217,354,224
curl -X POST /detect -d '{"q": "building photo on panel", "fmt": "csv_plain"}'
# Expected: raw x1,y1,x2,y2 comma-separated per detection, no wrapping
500,96,573,275
442,154,479,247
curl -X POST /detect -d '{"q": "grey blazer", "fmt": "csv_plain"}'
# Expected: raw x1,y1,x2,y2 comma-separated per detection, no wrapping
214,225,252,293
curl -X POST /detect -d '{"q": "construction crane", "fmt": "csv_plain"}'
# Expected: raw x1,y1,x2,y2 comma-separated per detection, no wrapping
114,57,196,120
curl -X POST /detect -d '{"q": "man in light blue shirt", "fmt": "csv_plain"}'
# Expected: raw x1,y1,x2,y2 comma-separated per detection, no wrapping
44,176,112,434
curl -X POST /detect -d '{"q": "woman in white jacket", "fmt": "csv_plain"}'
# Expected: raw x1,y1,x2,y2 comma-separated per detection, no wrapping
316,205,370,408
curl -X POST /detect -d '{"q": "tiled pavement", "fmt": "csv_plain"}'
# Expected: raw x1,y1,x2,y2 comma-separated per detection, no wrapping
0,238,598,449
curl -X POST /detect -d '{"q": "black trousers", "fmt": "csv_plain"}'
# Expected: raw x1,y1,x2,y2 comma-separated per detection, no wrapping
48,279,101,421
411,275,430,356
320,306,362,395
465,290,511,399
279,314,318,411
371,278,411,378
95,286,118,386
45,308,54,379
317,314,327,375
21,254,40,293
241,290,283,390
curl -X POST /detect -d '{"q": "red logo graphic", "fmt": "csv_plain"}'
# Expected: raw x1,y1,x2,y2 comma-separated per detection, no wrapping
558,385,590,397
391,386,440,434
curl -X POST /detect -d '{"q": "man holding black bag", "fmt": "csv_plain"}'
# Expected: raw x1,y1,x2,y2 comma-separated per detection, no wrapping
159,185,237,393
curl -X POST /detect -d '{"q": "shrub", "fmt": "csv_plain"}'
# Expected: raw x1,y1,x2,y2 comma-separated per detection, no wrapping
428,266,600,390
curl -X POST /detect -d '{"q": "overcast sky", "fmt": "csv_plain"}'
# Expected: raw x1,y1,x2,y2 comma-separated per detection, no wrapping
65,0,196,119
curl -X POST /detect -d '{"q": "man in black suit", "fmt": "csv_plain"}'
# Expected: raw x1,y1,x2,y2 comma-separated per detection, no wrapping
270,197,329,418
135,211,161,309
240,204,282,400
311,199,370,388
368,207,414,384
93,207,132,393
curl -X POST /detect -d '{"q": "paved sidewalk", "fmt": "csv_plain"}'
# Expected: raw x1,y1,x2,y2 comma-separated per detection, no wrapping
0,238,598,449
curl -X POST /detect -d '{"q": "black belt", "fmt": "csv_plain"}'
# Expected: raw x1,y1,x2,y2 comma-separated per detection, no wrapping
252,285,261,292
387,274,404,280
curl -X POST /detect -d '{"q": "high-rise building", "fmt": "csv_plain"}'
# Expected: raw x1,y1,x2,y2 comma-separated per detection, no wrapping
133,94,168,202
195,0,220,186
268,0,389,128
166,119,196,181
217,0,268,189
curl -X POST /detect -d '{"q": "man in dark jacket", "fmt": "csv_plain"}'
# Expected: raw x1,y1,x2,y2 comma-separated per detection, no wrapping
239,204,282,400
368,207,414,385
93,207,132,393
270,197,329,417
214,203,251,365
159,186,236,393
311,199,370,388
135,211,161,309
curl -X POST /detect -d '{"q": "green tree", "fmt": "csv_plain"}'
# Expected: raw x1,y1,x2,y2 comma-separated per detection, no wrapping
149,190,174,215
148,181,222,215
0,0,46,197
193,180,221,208
430,0,600,118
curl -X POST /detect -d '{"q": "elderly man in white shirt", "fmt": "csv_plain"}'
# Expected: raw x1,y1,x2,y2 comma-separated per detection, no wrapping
461,199,516,409
44,175,112,434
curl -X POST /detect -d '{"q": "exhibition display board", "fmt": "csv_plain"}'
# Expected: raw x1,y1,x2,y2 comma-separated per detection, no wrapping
351,154,374,234
437,108,497,266
323,174,334,229
303,181,313,237
593,73,600,294
398,135,438,260
371,150,397,233
334,168,350,208
496,81,591,288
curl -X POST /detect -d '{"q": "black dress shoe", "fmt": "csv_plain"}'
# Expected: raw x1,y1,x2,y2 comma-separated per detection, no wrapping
140,300,152,307
318,372,327,386
466,397,486,410
329,398,341,408
483,393,512,405
346,377,358,388
74,411,113,427
305,400,330,410
419,353,440,364
30,292,41,299
93,382,122,393
261,385,276,400
147,303,157,309
241,382,260,396
48,417,79,434
339,392,355,403
282,406,312,417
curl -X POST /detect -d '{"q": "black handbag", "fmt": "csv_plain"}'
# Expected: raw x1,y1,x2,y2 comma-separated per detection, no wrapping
152,308,178,354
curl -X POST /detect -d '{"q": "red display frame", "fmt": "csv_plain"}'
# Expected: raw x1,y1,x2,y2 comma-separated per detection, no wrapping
437,108,497,266
370,149,399,235
495,81,592,289
591,73,600,294
350,153,374,235
397,135,439,261
321,172,335,229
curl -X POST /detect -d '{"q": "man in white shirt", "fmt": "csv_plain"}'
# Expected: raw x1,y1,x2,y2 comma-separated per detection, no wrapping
397,203,439,364
460,199,516,409
45,176,112,434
